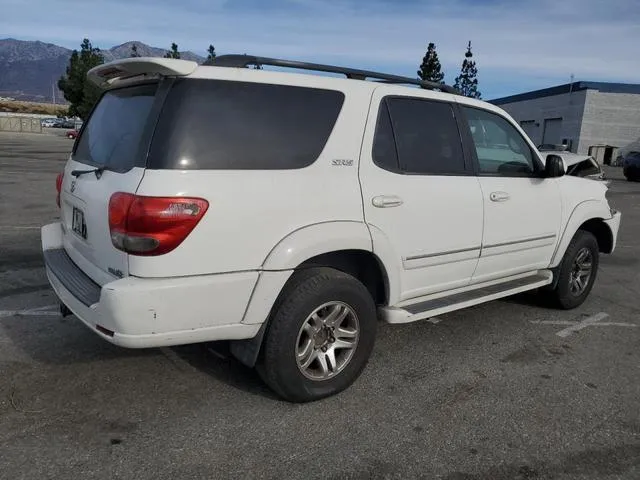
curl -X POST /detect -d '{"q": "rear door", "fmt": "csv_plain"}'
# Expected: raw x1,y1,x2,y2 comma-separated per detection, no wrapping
359,90,484,301
60,82,161,285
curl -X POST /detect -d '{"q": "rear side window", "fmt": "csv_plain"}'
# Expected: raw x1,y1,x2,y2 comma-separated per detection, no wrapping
148,79,345,170
73,84,158,172
377,97,465,175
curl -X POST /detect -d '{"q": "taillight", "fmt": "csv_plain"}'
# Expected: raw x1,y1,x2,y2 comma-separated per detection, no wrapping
108,193,209,256
55,172,64,208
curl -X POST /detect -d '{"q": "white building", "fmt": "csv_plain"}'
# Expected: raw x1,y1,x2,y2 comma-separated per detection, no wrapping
491,82,640,164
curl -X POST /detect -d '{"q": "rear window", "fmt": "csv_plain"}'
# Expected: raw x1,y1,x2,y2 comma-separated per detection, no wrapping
73,83,158,172
148,79,345,170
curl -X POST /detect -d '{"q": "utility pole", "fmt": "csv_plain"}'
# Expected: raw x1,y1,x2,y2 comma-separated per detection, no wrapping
52,81,56,105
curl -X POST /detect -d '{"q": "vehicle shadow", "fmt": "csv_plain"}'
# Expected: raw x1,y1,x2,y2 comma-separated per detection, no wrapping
498,289,558,309
168,342,281,400
0,314,157,365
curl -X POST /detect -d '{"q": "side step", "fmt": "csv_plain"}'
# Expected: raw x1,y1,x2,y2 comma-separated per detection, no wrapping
380,271,553,324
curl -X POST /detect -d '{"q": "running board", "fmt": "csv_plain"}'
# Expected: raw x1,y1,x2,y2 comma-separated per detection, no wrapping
380,271,553,324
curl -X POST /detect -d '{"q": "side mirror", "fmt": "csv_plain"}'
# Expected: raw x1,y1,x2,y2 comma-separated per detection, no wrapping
545,154,565,178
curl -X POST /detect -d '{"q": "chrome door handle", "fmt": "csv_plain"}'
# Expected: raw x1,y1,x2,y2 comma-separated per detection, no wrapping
372,195,404,208
490,191,510,202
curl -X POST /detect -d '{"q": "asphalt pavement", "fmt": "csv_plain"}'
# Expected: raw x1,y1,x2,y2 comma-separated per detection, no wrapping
0,131,639,480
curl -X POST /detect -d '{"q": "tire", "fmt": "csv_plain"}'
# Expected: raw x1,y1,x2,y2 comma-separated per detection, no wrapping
544,230,599,309
257,267,377,403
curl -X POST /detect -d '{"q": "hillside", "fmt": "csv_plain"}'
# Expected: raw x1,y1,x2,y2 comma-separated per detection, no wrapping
0,39,205,102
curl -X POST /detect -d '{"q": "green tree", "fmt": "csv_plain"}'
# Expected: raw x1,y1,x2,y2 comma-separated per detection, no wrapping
130,44,140,57
206,44,216,61
164,42,181,59
57,38,104,120
453,41,481,99
417,42,444,84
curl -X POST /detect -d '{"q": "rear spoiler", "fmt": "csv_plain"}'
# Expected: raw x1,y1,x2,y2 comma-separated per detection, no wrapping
87,57,199,88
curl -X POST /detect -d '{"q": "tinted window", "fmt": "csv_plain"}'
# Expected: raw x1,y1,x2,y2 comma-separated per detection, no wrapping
73,84,158,171
462,106,538,176
385,98,465,175
372,100,399,171
149,79,345,170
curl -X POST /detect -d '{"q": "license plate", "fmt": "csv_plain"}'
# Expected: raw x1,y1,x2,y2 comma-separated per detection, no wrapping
72,207,87,239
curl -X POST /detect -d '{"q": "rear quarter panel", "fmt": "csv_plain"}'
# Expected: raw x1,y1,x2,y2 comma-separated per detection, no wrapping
129,81,374,278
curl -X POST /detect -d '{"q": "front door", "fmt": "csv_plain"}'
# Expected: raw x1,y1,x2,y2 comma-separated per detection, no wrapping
360,89,484,302
458,104,562,284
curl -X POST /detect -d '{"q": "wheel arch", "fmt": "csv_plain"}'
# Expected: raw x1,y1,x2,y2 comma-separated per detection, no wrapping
550,200,615,268
231,223,396,368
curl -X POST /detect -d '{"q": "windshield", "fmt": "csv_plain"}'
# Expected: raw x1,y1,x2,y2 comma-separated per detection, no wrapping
72,83,159,172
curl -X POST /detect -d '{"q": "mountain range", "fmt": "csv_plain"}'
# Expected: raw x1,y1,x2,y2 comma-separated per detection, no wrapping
0,39,205,103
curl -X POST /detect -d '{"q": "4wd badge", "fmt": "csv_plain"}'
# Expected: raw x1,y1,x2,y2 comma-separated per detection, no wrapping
332,159,354,166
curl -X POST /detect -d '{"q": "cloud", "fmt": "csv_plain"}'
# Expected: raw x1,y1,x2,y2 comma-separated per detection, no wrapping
2,0,638,98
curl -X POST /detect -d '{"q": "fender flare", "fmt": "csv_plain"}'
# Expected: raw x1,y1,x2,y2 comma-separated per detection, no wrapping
232,221,394,367
549,200,614,268
242,221,377,327
260,221,373,271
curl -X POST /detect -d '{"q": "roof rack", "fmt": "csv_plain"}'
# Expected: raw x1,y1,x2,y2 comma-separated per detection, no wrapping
205,54,459,94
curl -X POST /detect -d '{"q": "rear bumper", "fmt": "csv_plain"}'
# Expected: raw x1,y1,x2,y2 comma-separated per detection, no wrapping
42,222,261,348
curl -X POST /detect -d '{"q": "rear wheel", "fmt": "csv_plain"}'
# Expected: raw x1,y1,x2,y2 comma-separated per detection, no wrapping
257,267,377,403
543,230,599,309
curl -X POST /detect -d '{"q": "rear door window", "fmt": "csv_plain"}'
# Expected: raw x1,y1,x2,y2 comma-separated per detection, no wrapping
372,100,400,171
73,83,159,172
382,97,466,175
148,79,345,170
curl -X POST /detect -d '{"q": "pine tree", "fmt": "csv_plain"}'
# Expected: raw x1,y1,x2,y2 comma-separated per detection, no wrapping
130,44,140,57
453,41,481,99
164,42,181,59
417,42,444,84
206,44,216,61
58,38,104,120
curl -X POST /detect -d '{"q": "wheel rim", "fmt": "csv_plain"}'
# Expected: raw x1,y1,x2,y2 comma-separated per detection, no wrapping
569,247,593,296
295,301,360,381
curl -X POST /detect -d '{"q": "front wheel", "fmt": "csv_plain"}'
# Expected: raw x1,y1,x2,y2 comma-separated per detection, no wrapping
544,230,599,309
257,267,377,403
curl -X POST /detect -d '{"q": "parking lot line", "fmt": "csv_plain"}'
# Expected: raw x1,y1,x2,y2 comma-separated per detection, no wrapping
2,226,43,230
0,305,58,318
530,312,638,337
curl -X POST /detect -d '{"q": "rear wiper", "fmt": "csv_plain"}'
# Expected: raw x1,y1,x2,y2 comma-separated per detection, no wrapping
71,167,105,179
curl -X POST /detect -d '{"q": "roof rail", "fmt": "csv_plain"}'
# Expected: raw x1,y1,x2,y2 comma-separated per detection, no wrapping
205,54,458,94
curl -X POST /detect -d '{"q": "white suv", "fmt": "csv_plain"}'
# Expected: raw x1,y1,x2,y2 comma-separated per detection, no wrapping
42,55,621,402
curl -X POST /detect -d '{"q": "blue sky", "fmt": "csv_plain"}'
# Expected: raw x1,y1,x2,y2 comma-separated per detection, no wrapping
2,0,639,99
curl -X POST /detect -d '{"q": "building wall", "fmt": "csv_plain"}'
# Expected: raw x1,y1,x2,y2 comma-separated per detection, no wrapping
496,90,588,152
579,91,640,155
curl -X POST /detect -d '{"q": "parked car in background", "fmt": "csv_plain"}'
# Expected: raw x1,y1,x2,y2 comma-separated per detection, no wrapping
41,118,57,128
622,151,640,181
538,149,607,184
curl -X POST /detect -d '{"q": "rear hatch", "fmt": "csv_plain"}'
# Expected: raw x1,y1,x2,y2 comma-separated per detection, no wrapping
60,82,160,286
